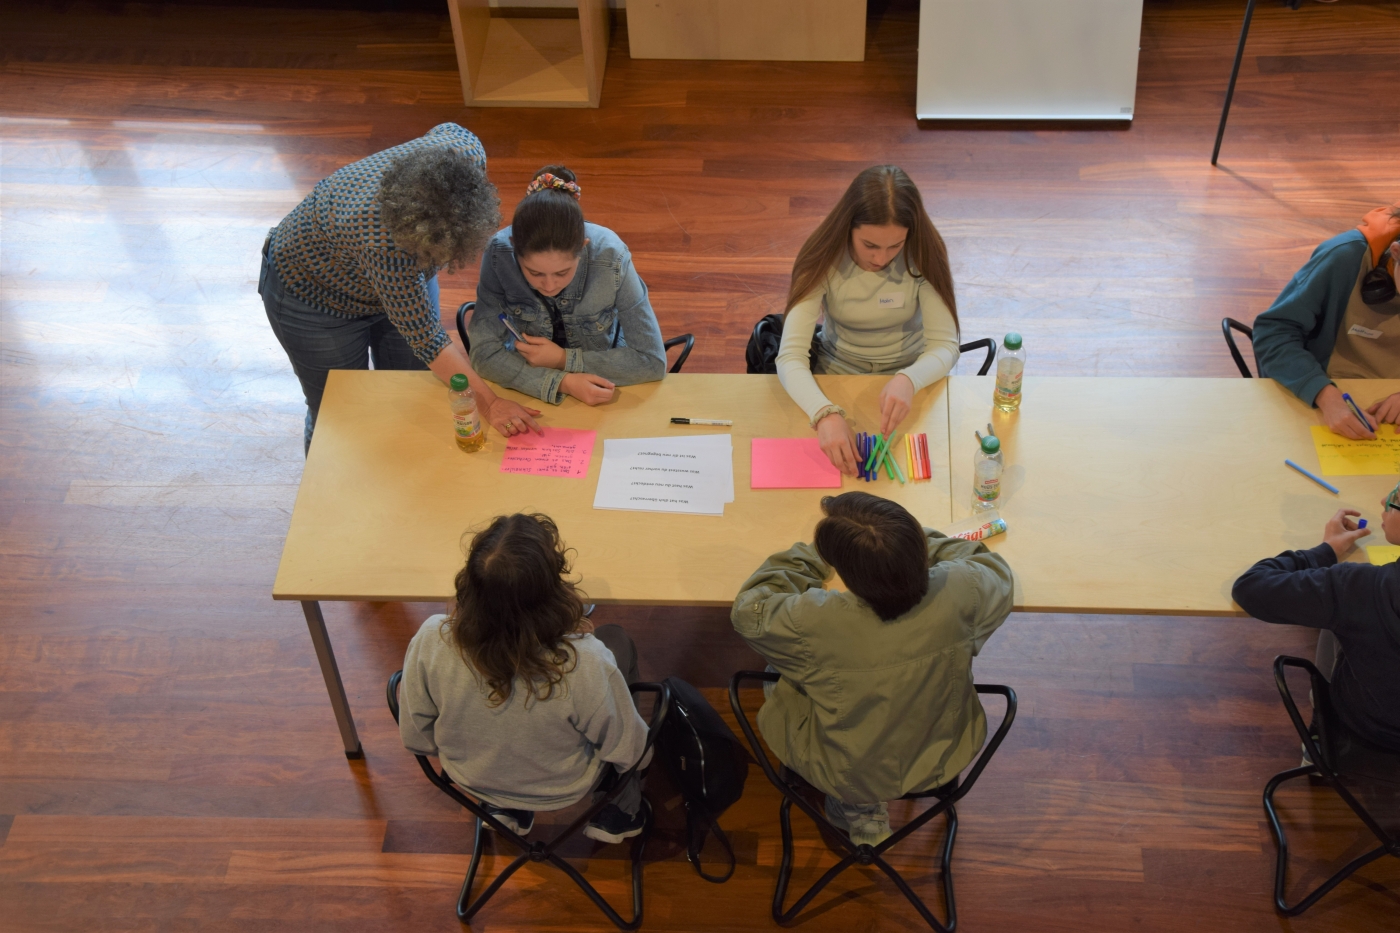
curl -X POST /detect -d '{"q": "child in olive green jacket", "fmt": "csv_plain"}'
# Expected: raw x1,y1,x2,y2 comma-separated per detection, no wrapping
731,492,1013,846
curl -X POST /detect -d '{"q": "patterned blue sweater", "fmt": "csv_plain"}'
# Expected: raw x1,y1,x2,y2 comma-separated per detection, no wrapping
267,123,487,365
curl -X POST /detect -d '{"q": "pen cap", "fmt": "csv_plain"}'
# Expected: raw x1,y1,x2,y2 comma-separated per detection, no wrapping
1002,332,1023,351
980,435,1001,455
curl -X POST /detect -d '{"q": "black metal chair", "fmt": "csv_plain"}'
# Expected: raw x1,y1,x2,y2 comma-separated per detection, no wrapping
958,337,997,376
455,301,695,373
729,671,1017,930
1222,317,1256,377
387,670,671,930
1262,656,1400,916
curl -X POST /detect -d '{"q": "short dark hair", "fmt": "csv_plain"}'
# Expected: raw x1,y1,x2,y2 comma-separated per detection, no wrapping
378,147,501,272
448,513,588,706
511,164,586,259
813,492,929,621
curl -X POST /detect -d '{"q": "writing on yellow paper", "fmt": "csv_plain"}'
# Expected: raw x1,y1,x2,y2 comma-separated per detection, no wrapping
1365,544,1400,566
1309,424,1400,476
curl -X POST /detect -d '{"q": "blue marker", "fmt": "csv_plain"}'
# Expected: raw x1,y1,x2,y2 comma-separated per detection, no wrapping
498,313,525,342
1341,392,1374,433
1284,459,1340,495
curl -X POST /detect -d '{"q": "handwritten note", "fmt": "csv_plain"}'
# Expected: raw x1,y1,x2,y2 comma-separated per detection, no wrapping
500,427,596,479
1366,545,1400,566
750,438,842,489
1310,424,1400,476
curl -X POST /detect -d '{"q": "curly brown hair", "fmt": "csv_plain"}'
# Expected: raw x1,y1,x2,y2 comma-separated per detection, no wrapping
446,513,589,706
378,147,501,272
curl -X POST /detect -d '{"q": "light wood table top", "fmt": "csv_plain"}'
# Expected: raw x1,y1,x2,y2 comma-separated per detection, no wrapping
948,376,1400,615
273,371,952,606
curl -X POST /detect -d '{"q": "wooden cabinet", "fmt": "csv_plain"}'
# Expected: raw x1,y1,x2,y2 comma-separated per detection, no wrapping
446,1,610,108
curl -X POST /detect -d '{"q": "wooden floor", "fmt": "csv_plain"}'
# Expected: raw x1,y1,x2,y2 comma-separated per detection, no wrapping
2,0,1398,929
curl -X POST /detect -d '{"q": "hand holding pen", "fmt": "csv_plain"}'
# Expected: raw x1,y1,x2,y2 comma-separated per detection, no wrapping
1317,385,1376,439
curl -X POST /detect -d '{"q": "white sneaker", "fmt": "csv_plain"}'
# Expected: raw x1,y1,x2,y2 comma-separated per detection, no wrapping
824,796,891,847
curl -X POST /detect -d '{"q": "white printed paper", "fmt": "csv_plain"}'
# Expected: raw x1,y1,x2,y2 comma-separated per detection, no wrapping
593,434,734,515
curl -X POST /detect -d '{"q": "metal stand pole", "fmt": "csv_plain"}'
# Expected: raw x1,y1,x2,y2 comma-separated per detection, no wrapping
1212,0,1259,166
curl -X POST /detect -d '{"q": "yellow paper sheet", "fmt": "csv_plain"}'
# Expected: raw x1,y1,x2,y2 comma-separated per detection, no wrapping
1366,545,1400,566
1309,424,1400,475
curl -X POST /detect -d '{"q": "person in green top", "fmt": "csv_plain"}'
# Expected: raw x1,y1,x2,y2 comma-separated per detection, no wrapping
730,492,1013,846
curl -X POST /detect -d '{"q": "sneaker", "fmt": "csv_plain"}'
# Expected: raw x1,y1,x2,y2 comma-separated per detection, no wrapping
481,803,534,836
584,799,649,844
824,796,892,848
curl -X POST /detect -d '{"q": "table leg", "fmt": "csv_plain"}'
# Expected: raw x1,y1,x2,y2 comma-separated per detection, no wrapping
301,599,363,759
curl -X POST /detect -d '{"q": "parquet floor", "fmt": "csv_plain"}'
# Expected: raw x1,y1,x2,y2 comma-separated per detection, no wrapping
1,1,1398,930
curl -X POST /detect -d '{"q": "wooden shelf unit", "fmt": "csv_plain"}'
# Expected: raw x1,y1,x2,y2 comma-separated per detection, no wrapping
446,1,609,108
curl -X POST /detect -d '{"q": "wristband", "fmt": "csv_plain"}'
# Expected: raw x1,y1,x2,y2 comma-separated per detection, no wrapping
810,404,846,429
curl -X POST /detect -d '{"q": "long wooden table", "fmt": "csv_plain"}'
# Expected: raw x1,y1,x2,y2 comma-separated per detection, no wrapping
274,370,951,756
276,371,1400,755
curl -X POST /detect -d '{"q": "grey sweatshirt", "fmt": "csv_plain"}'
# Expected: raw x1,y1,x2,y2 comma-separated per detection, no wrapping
399,615,650,810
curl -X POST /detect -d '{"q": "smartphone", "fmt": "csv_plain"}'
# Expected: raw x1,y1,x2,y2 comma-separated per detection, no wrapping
498,313,525,342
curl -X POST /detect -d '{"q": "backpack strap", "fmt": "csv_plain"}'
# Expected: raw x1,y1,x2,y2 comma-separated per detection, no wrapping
685,802,736,884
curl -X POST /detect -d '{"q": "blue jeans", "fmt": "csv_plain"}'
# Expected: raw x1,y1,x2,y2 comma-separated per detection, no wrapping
259,246,435,453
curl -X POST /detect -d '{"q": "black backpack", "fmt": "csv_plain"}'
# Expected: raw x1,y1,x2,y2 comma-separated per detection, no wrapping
745,314,822,375
655,676,750,882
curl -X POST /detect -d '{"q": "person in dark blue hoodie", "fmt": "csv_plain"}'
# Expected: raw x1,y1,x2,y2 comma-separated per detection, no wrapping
1232,489,1400,753
1251,201,1400,440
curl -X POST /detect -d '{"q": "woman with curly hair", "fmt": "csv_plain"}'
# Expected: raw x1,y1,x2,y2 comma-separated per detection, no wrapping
777,165,960,476
259,123,540,451
467,165,666,411
398,512,654,843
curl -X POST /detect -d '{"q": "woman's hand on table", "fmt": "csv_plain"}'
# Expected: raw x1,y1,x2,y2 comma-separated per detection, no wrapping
1323,508,1371,560
1366,392,1400,426
1316,385,1375,439
561,372,616,406
878,374,915,436
515,334,567,370
485,396,543,437
816,412,861,477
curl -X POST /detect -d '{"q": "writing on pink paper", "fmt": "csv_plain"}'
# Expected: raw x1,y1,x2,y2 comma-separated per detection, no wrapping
750,437,843,489
500,428,597,479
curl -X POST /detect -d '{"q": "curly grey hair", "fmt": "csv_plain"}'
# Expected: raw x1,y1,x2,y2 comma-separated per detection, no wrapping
378,148,501,272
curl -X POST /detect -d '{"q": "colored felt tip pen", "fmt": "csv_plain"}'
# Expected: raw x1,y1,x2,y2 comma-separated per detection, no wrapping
1341,393,1374,433
1284,459,1340,495
670,417,732,426
953,518,1008,542
498,313,525,341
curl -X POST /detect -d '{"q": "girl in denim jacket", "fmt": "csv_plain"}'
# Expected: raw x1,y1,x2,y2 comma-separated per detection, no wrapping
469,166,666,420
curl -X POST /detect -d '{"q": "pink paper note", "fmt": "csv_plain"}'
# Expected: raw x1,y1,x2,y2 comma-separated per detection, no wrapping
500,427,597,479
750,437,843,489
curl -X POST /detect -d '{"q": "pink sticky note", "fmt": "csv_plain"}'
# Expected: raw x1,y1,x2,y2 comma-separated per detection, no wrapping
750,437,843,489
500,427,597,479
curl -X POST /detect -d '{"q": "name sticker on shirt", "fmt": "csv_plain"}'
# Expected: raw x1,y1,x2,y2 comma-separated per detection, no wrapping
1348,323,1384,340
876,292,906,310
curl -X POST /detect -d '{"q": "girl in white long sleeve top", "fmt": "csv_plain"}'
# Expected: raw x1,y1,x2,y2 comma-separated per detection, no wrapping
777,166,960,475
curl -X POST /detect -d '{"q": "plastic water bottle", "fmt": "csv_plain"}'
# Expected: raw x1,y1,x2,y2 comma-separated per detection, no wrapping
994,332,1025,412
972,435,1003,511
449,374,485,452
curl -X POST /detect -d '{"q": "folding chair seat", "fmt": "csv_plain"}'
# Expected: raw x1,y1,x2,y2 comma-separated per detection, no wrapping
729,670,1016,931
387,670,671,929
1262,656,1400,915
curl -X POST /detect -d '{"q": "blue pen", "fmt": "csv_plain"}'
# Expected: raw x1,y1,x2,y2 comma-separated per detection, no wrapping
1284,459,1340,495
1341,393,1374,433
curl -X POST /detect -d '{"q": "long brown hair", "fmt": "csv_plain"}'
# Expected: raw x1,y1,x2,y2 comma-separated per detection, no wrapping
785,166,958,330
446,513,589,706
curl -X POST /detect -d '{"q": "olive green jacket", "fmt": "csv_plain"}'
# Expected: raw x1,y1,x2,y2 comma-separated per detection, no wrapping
731,532,1013,804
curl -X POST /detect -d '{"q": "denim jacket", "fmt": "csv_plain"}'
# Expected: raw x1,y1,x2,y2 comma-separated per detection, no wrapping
469,223,667,404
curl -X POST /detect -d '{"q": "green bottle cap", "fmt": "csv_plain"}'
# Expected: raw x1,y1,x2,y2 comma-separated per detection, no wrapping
1003,332,1023,351
980,435,1001,455
449,374,468,391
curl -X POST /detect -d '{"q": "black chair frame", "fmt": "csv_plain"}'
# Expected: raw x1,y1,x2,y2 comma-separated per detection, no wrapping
388,670,671,930
958,338,996,376
456,301,695,373
1222,317,1255,378
729,671,1017,931
1262,656,1400,916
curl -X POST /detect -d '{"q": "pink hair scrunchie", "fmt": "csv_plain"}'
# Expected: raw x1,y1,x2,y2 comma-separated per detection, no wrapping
525,173,582,199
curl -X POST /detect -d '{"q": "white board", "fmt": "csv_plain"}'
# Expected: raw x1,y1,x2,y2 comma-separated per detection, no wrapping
916,0,1144,121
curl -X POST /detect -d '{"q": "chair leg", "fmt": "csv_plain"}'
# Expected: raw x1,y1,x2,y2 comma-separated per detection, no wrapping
1262,763,1392,916
772,796,797,923
458,818,531,922
541,806,653,931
